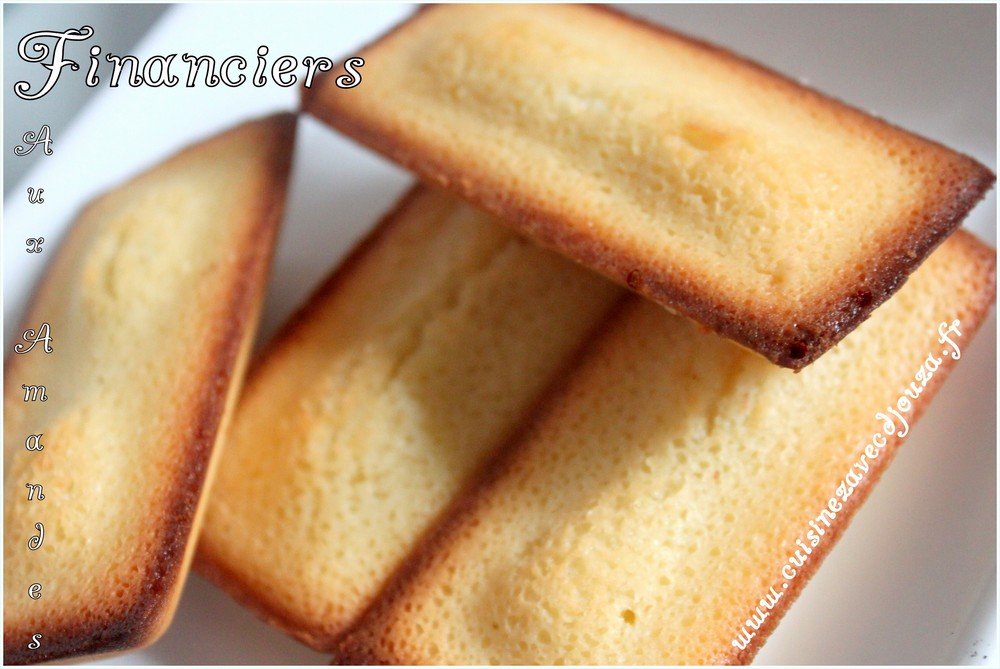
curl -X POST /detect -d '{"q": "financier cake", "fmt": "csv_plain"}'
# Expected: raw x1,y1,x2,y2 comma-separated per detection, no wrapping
336,231,995,664
195,186,624,649
304,4,995,369
3,114,295,664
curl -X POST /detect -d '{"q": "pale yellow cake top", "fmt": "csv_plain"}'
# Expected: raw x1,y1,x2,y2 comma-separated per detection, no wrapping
307,4,993,368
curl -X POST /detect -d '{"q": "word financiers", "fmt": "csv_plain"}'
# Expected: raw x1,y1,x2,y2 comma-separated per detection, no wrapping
14,26,362,101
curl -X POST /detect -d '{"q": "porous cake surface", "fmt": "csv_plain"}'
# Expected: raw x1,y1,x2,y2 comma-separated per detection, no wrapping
195,187,624,649
336,231,995,665
305,4,995,369
3,114,295,664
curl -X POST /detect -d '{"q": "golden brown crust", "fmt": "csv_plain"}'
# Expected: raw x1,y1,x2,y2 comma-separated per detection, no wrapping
334,230,996,665
303,4,995,370
3,113,296,665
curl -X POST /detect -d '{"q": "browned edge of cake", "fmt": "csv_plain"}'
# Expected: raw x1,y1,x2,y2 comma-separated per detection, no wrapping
3,113,296,665
332,230,996,665
302,4,996,371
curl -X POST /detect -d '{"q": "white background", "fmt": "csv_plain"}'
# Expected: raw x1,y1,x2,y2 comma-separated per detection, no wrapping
3,4,996,665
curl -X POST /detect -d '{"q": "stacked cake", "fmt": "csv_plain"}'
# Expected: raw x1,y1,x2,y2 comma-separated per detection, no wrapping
5,5,994,665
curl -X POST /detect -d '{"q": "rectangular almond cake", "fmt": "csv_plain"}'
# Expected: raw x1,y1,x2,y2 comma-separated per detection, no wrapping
304,4,995,369
3,114,295,664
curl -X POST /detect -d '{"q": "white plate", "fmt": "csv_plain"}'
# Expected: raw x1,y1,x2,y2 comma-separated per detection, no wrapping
3,4,995,665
